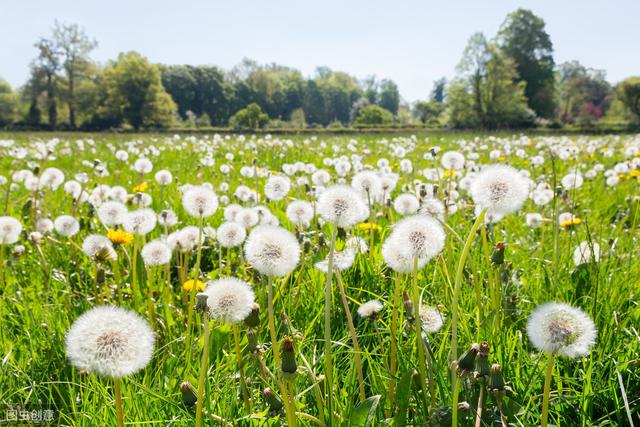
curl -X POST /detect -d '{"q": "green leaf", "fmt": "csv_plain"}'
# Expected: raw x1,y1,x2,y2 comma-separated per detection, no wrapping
393,369,415,427
349,395,381,427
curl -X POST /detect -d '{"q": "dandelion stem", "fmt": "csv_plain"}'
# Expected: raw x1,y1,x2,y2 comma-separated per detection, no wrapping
388,272,402,412
335,271,365,401
0,245,5,289
451,208,486,426
541,353,555,427
323,223,337,424
232,323,252,412
195,316,211,427
185,217,204,370
267,276,280,369
113,377,124,427
412,256,430,411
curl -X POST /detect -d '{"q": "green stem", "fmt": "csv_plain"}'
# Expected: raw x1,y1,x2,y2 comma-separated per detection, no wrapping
233,323,252,412
195,317,211,427
541,353,555,427
114,377,124,427
335,272,365,401
412,256,430,412
451,208,486,426
323,224,337,424
267,276,280,369
185,218,204,369
387,272,402,412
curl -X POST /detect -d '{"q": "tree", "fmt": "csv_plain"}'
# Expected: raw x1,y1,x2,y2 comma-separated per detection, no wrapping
0,79,19,127
53,22,97,128
414,100,445,124
355,104,394,125
498,9,556,118
557,61,611,123
229,103,268,130
33,38,61,127
378,79,400,115
430,78,447,103
97,52,176,129
160,65,235,125
448,32,533,129
617,77,640,122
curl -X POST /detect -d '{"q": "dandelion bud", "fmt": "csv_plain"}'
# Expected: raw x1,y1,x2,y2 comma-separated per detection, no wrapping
457,343,479,376
491,242,506,265
246,329,259,354
29,231,43,244
244,303,261,329
403,291,414,321
281,336,297,376
195,292,208,312
96,266,106,285
489,364,506,393
474,342,491,378
180,381,198,407
263,387,283,412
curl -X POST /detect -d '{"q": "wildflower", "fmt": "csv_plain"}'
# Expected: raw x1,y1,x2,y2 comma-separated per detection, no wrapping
98,201,128,227
141,240,172,266
389,215,446,262
108,229,134,246
183,279,205,293
235,208,260,229
420,305,445,333
183,186,218,218
65,306,155,378
559,212,581,228
286,200,314,228
526,213,545,228
0,216,22,244
526,302,596,358
154,170,173,186
419,198,446,220
393,193,420,216
133,158,153,174
357,299,384,320
314,250,355,272
123,209,157,235
470,164,529,216
245,225,300,277
441,151,465,170
54,215,80,237
264,175,291,201
200,277,255,323
345,236,369,254
82,235,117,262
572,241,600,266
132,182,148,194
216,222,247,248
357,222,381,232
352,170,383,201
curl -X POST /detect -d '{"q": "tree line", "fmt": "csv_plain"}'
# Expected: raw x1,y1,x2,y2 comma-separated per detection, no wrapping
0,10,639,130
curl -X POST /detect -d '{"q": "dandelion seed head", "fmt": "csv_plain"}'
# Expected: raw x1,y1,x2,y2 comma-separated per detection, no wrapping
201,277,255,323
245,225,300,277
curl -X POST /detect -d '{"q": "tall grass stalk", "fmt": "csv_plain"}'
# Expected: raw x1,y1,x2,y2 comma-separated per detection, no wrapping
451,208,486,426
195,316,211,427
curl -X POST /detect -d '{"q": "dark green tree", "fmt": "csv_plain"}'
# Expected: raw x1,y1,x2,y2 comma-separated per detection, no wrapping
617,77,640,122
413,100,445,124
355,104,394,125
498,9,556,118
229,102,269,129
32,38,61,127
0,79,19,127
448,32,533,129
96,52,176,129
378,79,400,115
430,78,447,103
53,22,97,128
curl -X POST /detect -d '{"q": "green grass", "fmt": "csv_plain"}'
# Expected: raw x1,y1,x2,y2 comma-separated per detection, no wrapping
1,132,639,426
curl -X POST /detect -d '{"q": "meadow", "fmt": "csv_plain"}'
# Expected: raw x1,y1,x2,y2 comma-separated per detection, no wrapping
0,131,639,426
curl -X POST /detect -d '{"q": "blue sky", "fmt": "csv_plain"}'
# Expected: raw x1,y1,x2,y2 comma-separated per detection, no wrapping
2,0,639,102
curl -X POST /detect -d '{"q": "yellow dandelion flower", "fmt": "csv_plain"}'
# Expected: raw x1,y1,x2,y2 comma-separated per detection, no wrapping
183,279,205,293
560,217,582,228
107,229,134,245
629,170,640,177
357,222,381,232
498,156,506,161
132,182,149,193
443,169,457,178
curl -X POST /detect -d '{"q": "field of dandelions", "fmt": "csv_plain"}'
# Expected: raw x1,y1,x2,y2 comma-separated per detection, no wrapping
1,132,639,426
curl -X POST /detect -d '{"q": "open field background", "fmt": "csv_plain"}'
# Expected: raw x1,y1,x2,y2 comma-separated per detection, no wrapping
1,132,639,426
